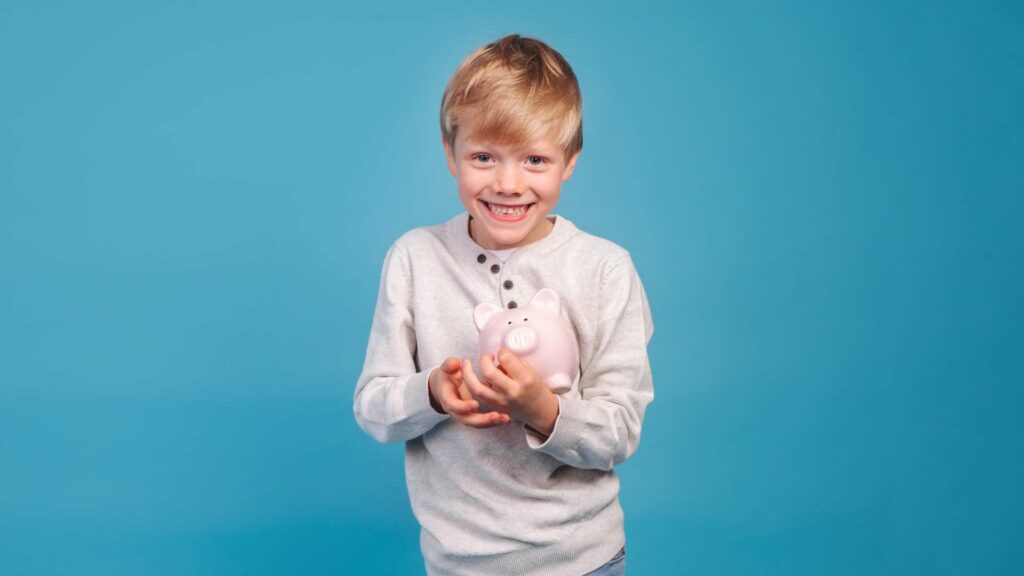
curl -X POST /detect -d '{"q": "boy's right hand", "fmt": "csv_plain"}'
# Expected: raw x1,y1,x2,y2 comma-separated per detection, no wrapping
429,357,512,428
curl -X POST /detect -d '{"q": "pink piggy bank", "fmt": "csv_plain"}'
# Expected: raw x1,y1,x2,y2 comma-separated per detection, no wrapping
473,288,579,395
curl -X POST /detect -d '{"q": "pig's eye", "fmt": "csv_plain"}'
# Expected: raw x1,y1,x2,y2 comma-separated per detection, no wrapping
524,318,528,321
507,321,512,325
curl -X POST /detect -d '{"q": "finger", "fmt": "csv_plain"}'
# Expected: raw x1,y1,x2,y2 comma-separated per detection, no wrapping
480,353,517,393
465,398,512,425
462,358,503,406
456,381,475,403
456,411,508,428
441,356,461,374
442,357,464,386
438,378,479,415
455,410,512,428
496,348,531,382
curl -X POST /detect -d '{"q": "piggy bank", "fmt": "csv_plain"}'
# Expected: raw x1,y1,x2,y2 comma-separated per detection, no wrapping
473,288,579,395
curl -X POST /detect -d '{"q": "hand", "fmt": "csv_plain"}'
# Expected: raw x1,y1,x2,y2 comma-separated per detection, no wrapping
461,348,559,435
429,356,512,428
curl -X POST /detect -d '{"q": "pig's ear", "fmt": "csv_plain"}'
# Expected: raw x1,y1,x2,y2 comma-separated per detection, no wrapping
474,303,503,331
529,288,561,314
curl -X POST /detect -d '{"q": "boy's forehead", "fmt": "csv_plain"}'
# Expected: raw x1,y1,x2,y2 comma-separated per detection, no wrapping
461,131,558,155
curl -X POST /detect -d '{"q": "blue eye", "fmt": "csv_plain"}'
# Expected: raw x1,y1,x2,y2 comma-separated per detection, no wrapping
474,154,492,163
527,156,545,166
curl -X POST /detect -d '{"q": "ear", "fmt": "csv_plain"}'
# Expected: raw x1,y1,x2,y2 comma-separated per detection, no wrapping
442,133,457,178
474,302,503,331
529,288,561,314
561,150,580,182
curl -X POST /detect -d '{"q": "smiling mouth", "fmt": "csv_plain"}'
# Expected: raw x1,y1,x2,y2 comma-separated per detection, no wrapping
482,200,535,221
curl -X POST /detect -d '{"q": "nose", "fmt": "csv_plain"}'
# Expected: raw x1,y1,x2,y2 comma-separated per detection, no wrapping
503,326,538,354
494,163,525,195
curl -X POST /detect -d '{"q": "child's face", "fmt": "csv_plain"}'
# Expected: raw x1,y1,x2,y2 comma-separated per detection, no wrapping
444,123,579,251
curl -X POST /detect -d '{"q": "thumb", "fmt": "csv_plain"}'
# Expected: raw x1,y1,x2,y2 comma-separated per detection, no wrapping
497,348,528,380
442,356,462,374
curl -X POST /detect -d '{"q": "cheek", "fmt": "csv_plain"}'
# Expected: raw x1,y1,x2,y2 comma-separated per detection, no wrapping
459,172,490,193
466,178,493,195
534,175,562,197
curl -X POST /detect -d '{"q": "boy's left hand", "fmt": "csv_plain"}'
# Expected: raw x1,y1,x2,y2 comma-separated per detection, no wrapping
461,348,559,436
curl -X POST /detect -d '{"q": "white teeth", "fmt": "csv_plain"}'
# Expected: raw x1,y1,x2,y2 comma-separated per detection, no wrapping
487,202,529,217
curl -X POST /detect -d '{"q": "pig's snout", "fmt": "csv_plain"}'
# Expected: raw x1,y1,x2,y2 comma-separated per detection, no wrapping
503,326,538,354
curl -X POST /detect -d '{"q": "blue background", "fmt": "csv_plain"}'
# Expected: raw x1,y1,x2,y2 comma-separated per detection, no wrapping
2,1,1021,574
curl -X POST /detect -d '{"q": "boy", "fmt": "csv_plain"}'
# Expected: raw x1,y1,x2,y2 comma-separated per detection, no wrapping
353,34,654,575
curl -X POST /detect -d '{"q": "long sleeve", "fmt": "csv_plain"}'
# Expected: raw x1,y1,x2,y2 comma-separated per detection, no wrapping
353,241,450,444
523,254,655,470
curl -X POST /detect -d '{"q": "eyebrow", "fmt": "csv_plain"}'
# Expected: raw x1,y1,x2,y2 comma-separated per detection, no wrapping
464,141,556,156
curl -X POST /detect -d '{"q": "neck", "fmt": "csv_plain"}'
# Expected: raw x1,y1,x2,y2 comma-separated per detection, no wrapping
468,214,555,250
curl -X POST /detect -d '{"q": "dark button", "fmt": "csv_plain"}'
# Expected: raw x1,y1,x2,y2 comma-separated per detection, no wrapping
490,264,500,274
503,280,513,290
507,301,518,309
477,254,487,263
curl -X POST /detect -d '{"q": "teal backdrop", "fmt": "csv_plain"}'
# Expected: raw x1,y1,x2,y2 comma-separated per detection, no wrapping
1,1,1021,574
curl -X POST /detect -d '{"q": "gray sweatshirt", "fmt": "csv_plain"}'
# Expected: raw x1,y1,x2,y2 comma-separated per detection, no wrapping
353,211,655,575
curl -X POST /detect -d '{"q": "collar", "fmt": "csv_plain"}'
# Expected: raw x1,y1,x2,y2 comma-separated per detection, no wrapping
444,210,579,265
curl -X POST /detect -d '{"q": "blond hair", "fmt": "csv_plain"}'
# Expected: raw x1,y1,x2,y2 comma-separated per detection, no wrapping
440,34,583,162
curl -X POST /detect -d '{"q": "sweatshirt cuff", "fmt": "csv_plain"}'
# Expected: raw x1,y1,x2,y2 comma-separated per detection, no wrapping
403,364,450,429
523,394,584,454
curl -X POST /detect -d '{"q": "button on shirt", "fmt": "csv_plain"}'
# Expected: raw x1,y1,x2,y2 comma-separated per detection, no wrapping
483,247,518,306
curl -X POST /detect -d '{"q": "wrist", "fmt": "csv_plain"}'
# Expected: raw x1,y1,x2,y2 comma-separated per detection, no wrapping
427,368,445,414
527,394,559,438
